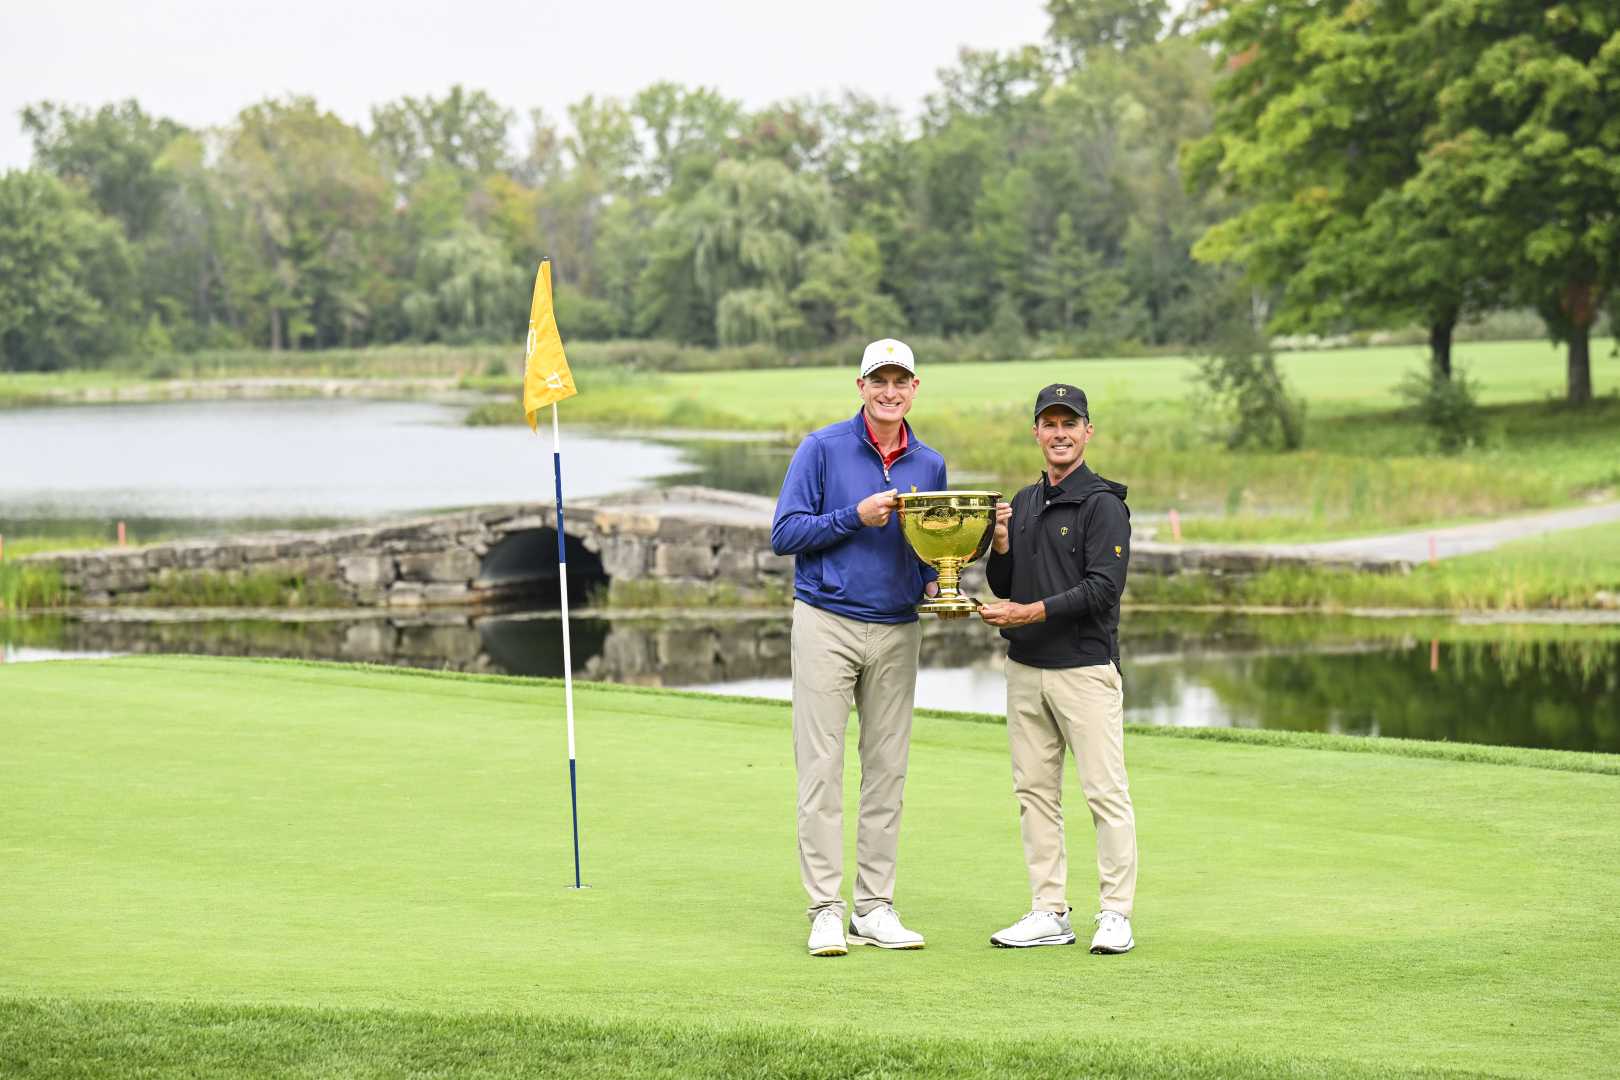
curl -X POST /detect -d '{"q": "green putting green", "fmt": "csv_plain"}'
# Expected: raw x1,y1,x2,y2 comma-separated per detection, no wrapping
3,656,1616,1079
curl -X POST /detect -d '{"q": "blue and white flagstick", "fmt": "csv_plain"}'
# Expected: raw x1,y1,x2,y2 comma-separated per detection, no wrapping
552,401,584,890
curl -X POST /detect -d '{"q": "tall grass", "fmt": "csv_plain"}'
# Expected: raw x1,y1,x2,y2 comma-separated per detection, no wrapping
138,571,349,608
0,564,67,611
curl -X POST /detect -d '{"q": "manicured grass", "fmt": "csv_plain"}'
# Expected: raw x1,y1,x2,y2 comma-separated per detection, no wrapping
558,339,1612,423
1131,519,1620,610
3,657,1617,1078
0,534,115,558
0,999,1500,1080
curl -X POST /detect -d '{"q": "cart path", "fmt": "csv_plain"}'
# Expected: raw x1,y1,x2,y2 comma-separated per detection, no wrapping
1258,500,1620,563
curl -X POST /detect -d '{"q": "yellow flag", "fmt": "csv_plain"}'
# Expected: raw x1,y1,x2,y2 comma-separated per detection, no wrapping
522,259,578,430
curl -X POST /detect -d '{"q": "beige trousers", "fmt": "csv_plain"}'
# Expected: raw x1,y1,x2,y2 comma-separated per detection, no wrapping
1006,658,1137,916
791,599,921,920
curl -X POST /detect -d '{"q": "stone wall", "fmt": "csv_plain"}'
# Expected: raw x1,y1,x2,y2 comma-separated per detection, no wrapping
23,487,795,609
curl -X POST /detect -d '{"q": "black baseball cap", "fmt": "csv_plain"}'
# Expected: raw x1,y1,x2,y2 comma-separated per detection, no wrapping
1033,383,1088,422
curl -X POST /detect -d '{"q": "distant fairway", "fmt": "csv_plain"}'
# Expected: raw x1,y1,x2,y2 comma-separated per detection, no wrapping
4,657,1618,1078
633,338,1619,425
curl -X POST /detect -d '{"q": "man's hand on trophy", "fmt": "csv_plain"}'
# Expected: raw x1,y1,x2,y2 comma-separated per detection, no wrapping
991,501,1012,554
978,600,1046,627
857,488,900,527
923,580,940,598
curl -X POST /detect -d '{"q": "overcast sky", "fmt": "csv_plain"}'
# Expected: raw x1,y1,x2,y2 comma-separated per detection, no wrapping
1,0,1052,170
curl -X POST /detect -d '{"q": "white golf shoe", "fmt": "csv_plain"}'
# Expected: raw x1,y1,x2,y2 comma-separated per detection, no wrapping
990,909,1077,948
1089,910,1135,954
848,905,925,949
807,908,847,957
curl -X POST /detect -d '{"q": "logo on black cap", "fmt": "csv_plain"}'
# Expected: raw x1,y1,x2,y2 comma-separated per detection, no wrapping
1033,383,1088,422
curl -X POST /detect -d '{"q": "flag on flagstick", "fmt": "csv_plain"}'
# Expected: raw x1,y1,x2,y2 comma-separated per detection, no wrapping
522,258,585,890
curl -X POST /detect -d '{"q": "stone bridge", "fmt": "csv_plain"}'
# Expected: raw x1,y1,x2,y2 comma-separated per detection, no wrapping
26,483,1411,609
33,487,793,608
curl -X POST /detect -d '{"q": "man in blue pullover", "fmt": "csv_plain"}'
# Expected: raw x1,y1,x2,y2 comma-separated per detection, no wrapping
771,338,947,957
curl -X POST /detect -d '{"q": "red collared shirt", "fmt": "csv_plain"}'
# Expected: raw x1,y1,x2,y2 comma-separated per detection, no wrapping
864,414,909,469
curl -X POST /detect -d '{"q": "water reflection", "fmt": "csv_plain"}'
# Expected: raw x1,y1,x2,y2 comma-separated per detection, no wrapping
7,611,1617,754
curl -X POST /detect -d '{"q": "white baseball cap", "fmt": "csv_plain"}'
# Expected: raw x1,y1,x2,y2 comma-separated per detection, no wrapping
859,338,916,379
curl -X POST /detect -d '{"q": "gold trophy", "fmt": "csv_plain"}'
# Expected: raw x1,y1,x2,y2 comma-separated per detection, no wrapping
896,490,1001,618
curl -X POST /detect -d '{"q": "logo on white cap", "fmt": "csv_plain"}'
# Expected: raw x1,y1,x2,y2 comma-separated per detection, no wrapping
860,338,916,378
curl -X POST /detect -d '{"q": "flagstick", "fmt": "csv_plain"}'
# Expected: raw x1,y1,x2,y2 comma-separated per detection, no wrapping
552,402,583,889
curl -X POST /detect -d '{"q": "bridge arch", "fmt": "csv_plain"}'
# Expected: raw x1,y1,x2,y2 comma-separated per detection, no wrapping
478,527,606,602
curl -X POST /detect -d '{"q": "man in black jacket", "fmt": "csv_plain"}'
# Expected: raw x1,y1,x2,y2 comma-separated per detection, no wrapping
978,383,1138,954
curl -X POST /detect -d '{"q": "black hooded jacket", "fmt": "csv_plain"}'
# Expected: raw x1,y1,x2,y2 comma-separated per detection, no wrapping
985,462,1130,669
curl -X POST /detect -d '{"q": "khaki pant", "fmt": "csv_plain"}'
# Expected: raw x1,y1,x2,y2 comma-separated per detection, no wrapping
791,599,921,920
1006,658,1137,916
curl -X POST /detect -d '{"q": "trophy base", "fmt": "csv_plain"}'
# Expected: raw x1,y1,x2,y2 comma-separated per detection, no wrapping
918,595,982,620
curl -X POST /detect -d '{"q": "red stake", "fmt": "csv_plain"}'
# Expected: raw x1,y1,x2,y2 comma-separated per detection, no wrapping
1428,534,1438,566
1430,639,1440,673
1169,508,1182,543
118,521,127,547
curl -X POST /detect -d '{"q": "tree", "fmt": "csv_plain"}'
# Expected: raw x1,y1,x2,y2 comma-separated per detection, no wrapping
216,98,390,349
369,85,512,187
630,82,741,197
21,99,186,241
1045,0,1169,68
792,231,904,341
1408,1,1620,405
638,158,837,345
0,171,136,370
400,226,529,343
1184,1,1498,381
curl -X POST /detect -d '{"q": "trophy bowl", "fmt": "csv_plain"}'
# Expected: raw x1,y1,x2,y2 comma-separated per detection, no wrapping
896,490,1001,618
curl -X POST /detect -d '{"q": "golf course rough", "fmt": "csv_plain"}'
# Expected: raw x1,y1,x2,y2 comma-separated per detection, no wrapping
3,656,1616,1079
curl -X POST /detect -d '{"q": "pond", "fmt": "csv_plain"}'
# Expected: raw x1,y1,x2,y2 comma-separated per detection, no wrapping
7,611,1616,754
0,399,793,539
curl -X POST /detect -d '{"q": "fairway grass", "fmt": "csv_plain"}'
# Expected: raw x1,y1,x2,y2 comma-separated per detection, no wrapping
4,657,1617,1078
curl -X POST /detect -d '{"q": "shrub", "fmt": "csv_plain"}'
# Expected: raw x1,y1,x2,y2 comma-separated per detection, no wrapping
1397,364,1486,453
1195,332,1307,451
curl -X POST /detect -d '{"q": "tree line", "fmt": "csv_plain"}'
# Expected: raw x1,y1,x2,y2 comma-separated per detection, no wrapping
2,1,1616,405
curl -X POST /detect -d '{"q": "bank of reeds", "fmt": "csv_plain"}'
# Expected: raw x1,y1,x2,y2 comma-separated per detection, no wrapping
0,563,68,611
133,571,350,609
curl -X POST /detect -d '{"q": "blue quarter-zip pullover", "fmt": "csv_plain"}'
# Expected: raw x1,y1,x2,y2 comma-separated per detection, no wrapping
771,409,947,623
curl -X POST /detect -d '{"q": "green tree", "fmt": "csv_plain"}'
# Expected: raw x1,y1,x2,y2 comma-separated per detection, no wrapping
1408,1,1620,405
216,98,390,349
0,170,136,370
1185,1,1498,380
792,231,904,341
639,158,836,345
1045,0,1169,68
137,133,240,350
21,99,186,241
631,82,741,197
369,85,512,187
399,226,529,343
